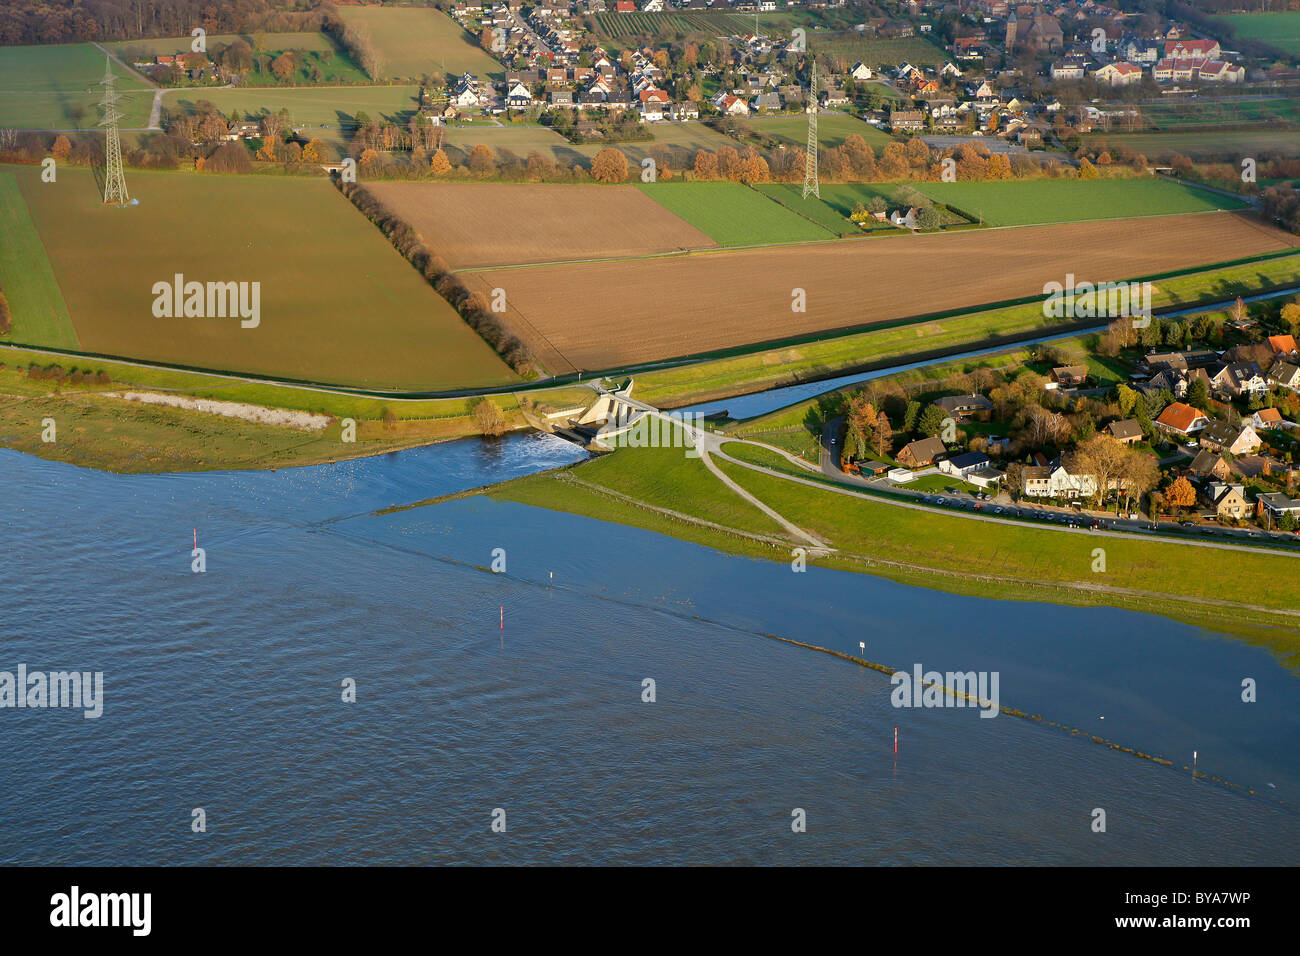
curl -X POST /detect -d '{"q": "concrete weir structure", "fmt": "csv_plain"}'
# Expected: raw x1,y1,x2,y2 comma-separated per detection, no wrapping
539,379,689,452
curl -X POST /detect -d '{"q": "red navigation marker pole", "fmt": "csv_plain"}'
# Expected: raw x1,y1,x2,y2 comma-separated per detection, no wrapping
500,606,504,650
894,727,898,755
193,529,197,550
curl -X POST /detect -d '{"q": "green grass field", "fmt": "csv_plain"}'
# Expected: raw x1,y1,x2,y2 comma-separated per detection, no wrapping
0,43,153,129
914,178,1246,227
754,184,869,237
1216,12,1300,54
3,165,516,390
338,5,504,81
165,84,423,129
0,171,79,348
744,111,895,149
1085,129,1300,161
637,181,837,245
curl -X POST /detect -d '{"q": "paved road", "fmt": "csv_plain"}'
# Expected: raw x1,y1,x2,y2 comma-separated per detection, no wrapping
93,42,164,131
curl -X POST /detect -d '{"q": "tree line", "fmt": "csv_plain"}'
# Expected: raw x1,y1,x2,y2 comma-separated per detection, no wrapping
0,0,324,45
335,180,538,377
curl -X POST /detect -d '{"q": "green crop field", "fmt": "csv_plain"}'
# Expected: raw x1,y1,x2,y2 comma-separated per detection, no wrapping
0,43,153,129
338,6,504,81
638,181,837,245
1084,129,1300,161
2,165,516,390
743,111,894,149
1216,12,1300,54
0,171,79,348
809,32,950,68
1142,97,1300,130
593,11,756,44
164,84,423,129
914,178,1246,227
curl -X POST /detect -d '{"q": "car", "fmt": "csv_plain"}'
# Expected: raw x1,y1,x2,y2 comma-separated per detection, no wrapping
994,507,1004,514
974,503,983,510
1200,529,1214,536
936,497,947,504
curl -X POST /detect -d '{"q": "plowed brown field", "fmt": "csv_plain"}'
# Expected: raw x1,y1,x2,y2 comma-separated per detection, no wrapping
365,182,716,268
461,211,1298,373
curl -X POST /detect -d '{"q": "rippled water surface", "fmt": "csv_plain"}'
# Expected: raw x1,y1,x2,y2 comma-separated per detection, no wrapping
2,437,1297,865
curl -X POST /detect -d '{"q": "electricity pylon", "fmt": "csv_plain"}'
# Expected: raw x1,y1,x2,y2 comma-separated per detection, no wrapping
98,57,130,206
802,60,819,199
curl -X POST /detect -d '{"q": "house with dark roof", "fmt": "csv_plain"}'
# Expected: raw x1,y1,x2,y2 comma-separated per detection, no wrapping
1187,449,1230,482
1198,420,1261,456
939,451,991,478
1209,361,1268,398
1269,362,1300,392
1105,419,1142,444
933,394,994,422
896,436,948,468
1050,365,1088,387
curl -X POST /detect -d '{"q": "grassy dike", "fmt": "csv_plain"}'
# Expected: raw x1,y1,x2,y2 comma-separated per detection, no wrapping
483,438,1300,667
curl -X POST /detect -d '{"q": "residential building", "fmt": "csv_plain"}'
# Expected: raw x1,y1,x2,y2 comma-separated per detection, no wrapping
1187,449,1231,482
933,394,994,422
896,436,948,468
939,451,992,478
1155,401,1209,436
1251,408,1284,431
1106,419,1143,445
1050,365,1088,387
1268,362,1300,391
1198,420,1261,456
1205,482,1249,519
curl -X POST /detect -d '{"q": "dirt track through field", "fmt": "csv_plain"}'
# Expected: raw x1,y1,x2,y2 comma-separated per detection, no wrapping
366,182,717,268
461,211,1299,372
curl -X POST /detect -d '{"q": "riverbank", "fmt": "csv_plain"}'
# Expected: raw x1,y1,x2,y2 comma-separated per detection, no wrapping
483,444,1300,665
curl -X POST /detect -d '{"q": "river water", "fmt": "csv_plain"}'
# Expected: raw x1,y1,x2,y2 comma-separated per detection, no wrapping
2,435,1298,865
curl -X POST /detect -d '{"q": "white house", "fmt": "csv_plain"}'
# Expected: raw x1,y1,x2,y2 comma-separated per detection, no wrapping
850,62,873,80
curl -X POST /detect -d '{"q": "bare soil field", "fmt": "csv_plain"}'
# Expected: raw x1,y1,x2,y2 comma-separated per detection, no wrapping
460,211,1299,372
366,182,717,268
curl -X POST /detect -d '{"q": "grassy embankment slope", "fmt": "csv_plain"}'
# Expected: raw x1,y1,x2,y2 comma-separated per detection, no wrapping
485,432,1300,663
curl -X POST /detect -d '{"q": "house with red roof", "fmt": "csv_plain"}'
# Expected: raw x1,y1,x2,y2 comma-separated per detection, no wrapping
1155,401,1209,436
